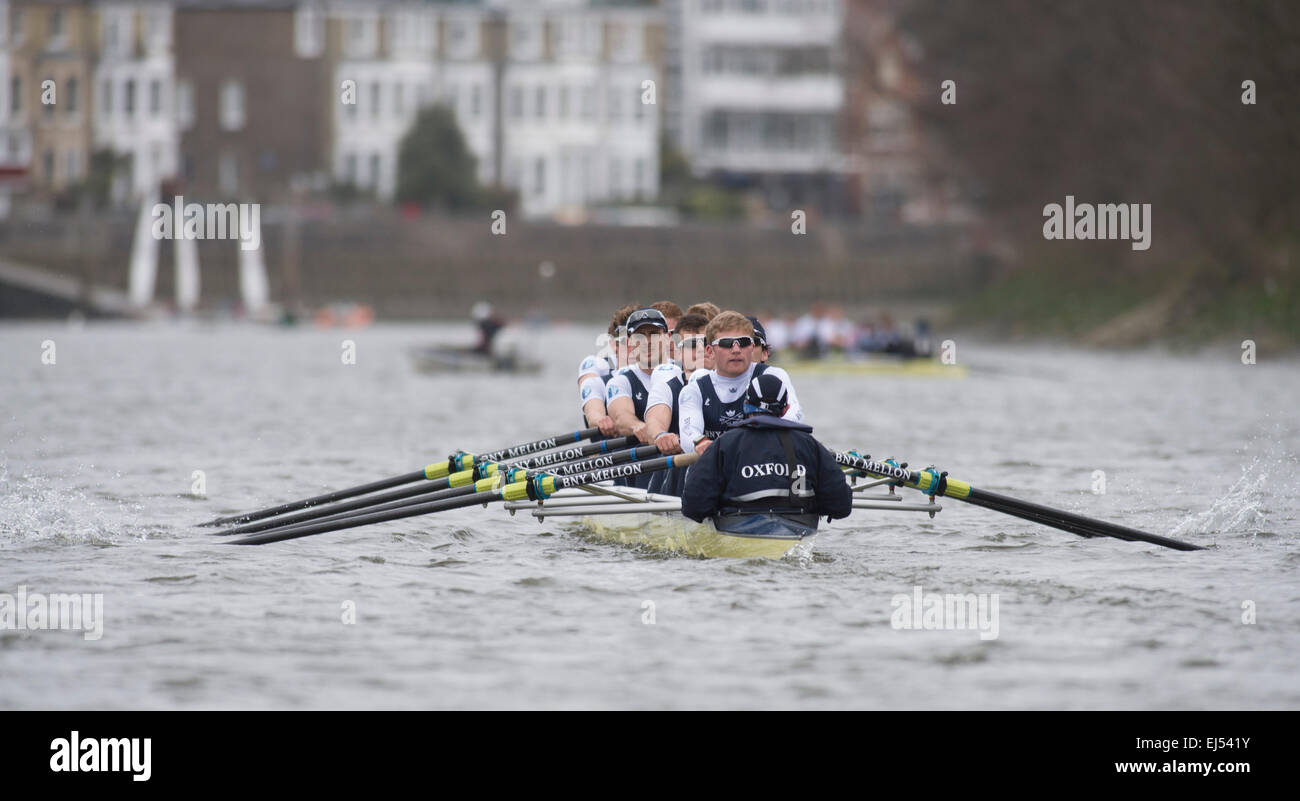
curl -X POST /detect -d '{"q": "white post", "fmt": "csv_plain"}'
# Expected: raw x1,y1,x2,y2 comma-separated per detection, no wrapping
127,193,159,309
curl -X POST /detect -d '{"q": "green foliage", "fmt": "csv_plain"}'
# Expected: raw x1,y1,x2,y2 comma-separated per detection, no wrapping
395,105,510,212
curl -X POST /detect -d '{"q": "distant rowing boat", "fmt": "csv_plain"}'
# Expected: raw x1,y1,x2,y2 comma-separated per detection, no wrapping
409,343,542,374
775,354,968,378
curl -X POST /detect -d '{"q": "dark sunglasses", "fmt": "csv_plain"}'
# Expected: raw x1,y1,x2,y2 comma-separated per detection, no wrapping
712,336,755,349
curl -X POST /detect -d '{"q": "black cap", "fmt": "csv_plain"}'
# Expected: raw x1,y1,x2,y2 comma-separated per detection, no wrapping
744,372,788,416
745,315,768,347
624,308,669,335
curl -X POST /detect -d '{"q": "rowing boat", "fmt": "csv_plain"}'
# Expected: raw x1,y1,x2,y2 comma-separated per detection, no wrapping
775,355,968,378
503,481,945,559
207,426,1203,554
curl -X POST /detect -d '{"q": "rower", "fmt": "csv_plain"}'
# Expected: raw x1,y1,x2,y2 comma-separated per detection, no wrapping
642,312,710,495
746,315,771,364
606,307,673,487
681,372,852,535
677,311,804,457
577,303,637,437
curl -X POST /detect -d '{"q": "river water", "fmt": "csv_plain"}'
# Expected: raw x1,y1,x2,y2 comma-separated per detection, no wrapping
1,320,1297,709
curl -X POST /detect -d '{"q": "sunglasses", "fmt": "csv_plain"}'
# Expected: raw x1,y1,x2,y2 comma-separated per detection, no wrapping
712,336,755,350
677,335,707,350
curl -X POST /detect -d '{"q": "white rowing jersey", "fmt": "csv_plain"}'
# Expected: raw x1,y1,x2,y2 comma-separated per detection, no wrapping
645,363,683,413
605,364,656,417
677,363,802,453
577,353,616,413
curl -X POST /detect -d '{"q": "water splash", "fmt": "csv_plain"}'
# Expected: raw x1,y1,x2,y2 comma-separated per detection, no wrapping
0,464,132,547
1169,449,1299,540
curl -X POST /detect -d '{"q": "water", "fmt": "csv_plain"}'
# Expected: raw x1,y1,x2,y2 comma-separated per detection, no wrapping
2,320,1297,709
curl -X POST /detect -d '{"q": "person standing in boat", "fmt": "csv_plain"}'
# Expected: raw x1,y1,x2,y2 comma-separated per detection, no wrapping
606,307,673,488
577,304,637,437
677,311,804,457
681,372,852,530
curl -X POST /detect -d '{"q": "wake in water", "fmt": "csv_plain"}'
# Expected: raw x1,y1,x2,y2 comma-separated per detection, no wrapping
1168,437,1299,541
0,463,135,547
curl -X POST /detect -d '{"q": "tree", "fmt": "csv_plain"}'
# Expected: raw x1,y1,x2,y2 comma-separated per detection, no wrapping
395,105,485,211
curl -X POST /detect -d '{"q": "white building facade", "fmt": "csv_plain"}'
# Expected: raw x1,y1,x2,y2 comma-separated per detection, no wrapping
93,2,180,201
327,0,660,220
672,0,846,204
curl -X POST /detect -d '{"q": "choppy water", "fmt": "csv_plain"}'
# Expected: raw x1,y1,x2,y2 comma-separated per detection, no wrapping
1,320,1297,709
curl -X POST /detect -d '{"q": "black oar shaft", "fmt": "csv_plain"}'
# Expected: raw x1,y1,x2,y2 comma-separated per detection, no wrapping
229,451,697,546
835,451,1202,552
200,426,606,527
219,443,660,538
214,437,642,536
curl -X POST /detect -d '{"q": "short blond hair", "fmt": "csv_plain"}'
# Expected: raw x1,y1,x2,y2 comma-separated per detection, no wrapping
706,311,753,344
686,302,721,321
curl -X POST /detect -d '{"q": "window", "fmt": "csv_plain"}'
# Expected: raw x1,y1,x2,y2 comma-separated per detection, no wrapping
446,17,477,59
510,17,542,61
219,80,244,130
559,86,569,120
394,83,405,117
581,86,594,119
219,151,238,195
607,87,621,121
125,78,136,115
294,2,324,58
150,80,162,116
533,157,545,197
10,76,20,114
67,77,78,115
66,149,79,182
43,150,54,183
535,86,545,120
370,81,380,118
49,9,64,46
635,158,645,198
101,79,112,115
509,86,523,120
344,16,377,58
470,84,481,120
344,153,357,184
609,159,622,197
369,153,380,188
176,80,194,128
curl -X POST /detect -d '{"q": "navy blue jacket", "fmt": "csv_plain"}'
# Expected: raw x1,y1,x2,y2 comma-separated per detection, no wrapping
681,415,853,522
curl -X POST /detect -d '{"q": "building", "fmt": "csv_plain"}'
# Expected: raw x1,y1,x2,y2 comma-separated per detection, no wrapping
93,1,180,202
330,0,662,220
669,0,849,214
175,0,331,201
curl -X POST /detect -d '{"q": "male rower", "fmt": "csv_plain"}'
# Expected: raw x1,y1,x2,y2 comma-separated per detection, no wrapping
677,311,804,457
681,372,851,531
746,315,771,364
642,312,710,494
606,307,673,487
577,303,637,436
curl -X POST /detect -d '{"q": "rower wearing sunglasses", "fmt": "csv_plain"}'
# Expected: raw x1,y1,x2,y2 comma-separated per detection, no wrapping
641,312,711,495
678,311,803,457
606,307,675,488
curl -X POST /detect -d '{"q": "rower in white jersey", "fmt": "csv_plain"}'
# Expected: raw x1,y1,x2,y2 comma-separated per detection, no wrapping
642,312,713,495
576,304,637,437
605,307,673,488
677,311,803,456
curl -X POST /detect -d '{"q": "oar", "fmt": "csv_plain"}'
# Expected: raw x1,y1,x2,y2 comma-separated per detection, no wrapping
213,439,648,537
835,451,1203,551
198,427,608,527
227,452,699,546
